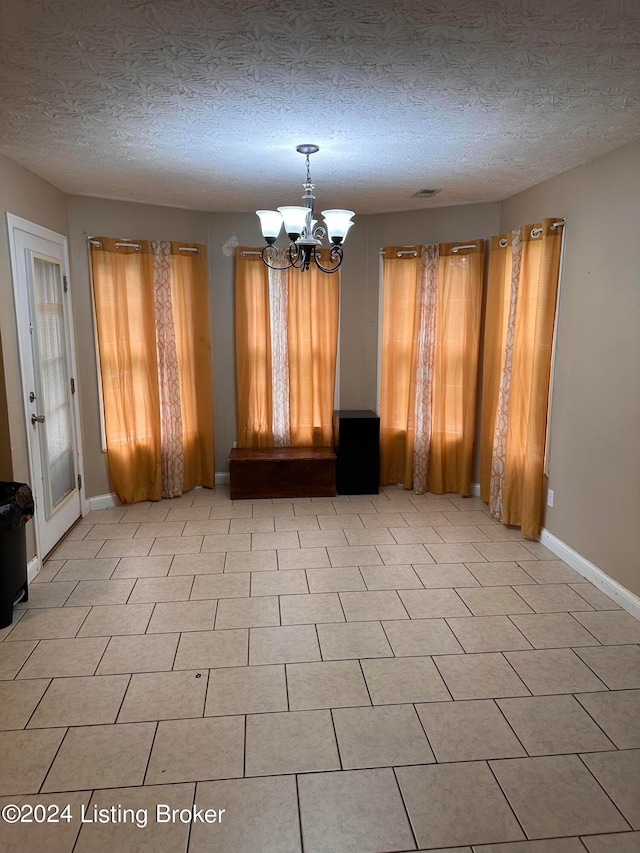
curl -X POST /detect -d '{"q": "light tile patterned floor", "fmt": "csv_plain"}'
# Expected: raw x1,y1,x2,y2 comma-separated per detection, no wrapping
1,485,639,853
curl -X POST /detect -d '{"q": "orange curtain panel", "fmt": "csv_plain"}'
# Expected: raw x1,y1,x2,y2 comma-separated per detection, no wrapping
234,248,274,447
91,239,162,503
480,218,563,538
288,262,339,446
379,248,423,488
90,238,214,503
169,243,215,492
429,242,484,494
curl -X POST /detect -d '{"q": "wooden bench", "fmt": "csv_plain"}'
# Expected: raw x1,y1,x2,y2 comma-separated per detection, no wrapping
228,447,336,500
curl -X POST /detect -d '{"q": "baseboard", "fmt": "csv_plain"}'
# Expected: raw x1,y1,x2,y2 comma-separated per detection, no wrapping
539,528,640,619
87,479,229,509
470,482,481,497
27,556,41,584
87,493,121,511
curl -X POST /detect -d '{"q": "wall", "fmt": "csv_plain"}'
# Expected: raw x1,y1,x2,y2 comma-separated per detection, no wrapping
66,196,209,496
0,153,70,557
500,139,640,597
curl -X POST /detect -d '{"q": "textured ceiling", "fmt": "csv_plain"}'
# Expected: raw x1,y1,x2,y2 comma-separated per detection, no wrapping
1,0,639,213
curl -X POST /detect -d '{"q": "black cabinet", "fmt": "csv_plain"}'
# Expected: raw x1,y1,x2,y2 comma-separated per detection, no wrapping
333,410,380,495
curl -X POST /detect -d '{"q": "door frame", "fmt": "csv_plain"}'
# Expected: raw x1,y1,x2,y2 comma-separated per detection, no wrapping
6,213,86,562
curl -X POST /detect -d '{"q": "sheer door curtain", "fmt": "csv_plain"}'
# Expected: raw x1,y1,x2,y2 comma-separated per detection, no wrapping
90,238,214,504
380,241,484,495
234,247,339,448
480,219,563,538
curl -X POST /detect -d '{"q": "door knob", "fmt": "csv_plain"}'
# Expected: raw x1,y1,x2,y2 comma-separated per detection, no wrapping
31,414,45,425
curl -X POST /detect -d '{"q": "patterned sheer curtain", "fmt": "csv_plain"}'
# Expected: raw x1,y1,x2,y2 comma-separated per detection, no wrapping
379,240,484,494
480,218,563,538
234,247,339,447
90,238,215,504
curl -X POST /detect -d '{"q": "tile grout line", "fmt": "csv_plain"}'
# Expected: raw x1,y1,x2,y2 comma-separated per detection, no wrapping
485,757,531,841
571,691,624,747
491,697,535,758
391,765,420,852
411,700,438,762
294,773,305,853
567,610,608,645
140,719,160,786
577,751,636,833
497,650,534,697
328,708,343,771
429,654,455,703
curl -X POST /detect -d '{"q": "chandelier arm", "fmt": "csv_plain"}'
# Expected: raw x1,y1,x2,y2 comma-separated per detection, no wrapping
313,245,344,274
289,243,305,269
261,245,294,271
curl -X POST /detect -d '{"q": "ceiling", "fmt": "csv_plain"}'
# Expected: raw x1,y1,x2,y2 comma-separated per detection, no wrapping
1,0,639,214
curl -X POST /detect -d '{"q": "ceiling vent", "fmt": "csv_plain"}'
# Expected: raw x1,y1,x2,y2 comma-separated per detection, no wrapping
412,189,441,198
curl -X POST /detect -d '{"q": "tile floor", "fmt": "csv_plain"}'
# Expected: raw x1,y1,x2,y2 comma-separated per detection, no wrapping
1,485,639,852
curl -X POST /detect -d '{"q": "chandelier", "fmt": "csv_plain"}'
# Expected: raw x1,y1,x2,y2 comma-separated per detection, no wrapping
256,144,355,274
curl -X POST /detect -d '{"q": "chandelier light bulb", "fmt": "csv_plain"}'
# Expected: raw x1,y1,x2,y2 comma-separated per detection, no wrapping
277,206,310,239
256,210,283,243
321,210,355,244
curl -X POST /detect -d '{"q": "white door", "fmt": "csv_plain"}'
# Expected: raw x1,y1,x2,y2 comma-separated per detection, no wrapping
7,215,84,558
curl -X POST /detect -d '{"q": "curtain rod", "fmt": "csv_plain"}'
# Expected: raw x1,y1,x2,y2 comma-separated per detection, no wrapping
87,237,199,253
378,243,479,256
240,249,328,258
378,248,418,256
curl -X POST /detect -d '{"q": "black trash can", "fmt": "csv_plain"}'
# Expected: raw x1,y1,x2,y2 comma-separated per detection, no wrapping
0,482,34,629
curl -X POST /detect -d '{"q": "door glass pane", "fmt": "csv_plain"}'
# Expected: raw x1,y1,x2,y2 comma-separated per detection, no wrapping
31,255,76,517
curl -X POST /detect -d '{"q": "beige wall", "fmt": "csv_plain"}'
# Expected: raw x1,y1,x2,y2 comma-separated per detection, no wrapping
66,196,210,496
500,139,640,597
0,153,69,557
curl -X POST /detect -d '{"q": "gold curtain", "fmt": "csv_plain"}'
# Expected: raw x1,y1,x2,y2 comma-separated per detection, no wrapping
287,261,339,446
430,242,484,494
169,244,215,491
480,219,563,537
379,248,422,487
234,249,339,447
91,239,162,503
379,241,484,494
90,238,214,503
234,248,274,447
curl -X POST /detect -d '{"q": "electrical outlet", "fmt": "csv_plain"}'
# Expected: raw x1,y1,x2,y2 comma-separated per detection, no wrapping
547,489,554,507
